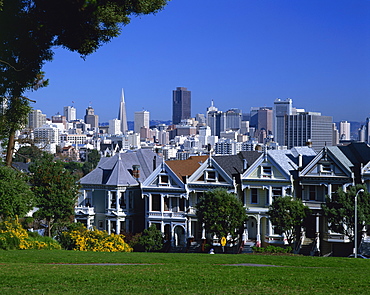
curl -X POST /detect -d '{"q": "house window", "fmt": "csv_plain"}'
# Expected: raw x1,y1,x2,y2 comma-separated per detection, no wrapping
159,175,169,185
152,194,161,211
206,171,216,182
262,166,272,178
251,188,258,204
321,163,331,174
272,187,282,199
129,191,134,209
98,220,104,229
164,197,170,211
120,192,126,209
110,192,117,208
309,186,316,201
179,198,185,212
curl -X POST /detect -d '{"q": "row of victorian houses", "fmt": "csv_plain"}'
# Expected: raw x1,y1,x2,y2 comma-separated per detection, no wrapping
76,142,370,256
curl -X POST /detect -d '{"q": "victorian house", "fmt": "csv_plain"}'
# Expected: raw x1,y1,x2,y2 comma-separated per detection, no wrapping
76,149,161,234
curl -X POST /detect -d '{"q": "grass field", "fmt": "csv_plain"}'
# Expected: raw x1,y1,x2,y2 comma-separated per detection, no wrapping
0,250,369,294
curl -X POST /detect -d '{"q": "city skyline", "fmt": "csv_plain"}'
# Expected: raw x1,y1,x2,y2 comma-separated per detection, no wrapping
25,0,370,123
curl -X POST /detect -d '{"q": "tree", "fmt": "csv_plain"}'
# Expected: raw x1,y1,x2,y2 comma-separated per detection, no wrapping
0,0,168,166
268,196,310,246
322,185,370,248
196,188,247,243
13,145,43,163
0,165,34,219
29,153,80,237
138,224,163,252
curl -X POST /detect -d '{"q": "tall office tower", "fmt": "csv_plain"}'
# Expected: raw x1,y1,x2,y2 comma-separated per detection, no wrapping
332,123,339,145
84,106,99,130
225,108,242,131
118,89,128,134
195,113,206,125
274,98,292,146
109,119,121,135
207,110,226,136
257,107,273,135
172,87,191,125
339,121,351,140
28,109,46,129
285,112,333,152
63,106,76,122
134,110,150,133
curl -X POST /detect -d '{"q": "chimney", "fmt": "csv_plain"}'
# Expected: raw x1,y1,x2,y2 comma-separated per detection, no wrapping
243,159,248,171
298,154,302,168
306,139,312,148
132,165,140,181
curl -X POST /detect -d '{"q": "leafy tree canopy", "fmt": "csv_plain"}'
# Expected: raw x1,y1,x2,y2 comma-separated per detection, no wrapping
322,185,370,244
138,224,163,252
13,145,43,163
196,188,247,242
29,153,80,237
0,0,168,165
268,195,310,246
0,165,34,219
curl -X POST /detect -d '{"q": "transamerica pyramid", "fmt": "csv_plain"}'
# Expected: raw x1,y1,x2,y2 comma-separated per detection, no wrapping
118,89,128,134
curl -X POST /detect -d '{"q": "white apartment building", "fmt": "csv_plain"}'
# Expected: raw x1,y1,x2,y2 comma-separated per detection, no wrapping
339,121,351,141
109,119,121,135
134,110,150,134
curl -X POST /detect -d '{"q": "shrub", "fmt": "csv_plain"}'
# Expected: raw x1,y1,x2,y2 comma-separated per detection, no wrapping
0,219,61,250
252,245,292,254
138,225,163,252
61,226,133,252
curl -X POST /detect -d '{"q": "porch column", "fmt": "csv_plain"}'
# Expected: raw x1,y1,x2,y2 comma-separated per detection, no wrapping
268,186,272,205
242,222,248,242
116,191,119,211
201,223,206,240
116,220,120,235
187,219,192,238
268,219,273,236
107,220,111,234
256,215,261,247
327,184,332,197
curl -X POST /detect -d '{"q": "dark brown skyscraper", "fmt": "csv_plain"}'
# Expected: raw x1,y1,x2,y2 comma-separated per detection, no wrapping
172,87,191,125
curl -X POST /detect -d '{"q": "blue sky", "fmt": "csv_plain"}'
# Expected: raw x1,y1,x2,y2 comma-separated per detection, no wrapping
27,0,370,123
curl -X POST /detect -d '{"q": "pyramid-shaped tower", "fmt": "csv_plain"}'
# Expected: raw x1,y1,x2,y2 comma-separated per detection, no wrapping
118,89,128,134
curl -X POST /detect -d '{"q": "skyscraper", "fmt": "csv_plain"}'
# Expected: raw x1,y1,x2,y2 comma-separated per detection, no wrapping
118,89,128,134
273,98,292,145
63,106,76,122
172,87,191,125
339,121,351,140
28,109,46,129
134,110,150,134
285,111,333,152
84,106,99,130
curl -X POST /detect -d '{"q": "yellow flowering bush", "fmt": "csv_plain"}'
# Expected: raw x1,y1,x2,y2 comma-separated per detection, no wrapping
61,227,132,252
0,219,61,250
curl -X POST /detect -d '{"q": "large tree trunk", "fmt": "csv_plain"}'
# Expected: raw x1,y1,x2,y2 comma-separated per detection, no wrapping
5,129,15,166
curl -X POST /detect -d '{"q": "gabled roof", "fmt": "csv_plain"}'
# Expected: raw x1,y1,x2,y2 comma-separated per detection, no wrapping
165,156,208,182
80,149,161,186
213,151,262,180
299,146,353,177
142,161,185,190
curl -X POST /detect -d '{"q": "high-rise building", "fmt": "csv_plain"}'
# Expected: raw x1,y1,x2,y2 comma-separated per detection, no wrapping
63,106,76,122
109,119,121,135
274,98,292,146
285,111,333,152
339,121,351,141
118,89,128,134
257,108,273,135
28,109,46,129
134,110,150,133
84,106,99,130
172,87,191,125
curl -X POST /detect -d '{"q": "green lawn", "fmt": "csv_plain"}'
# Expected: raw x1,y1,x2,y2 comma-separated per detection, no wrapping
0,251,369,294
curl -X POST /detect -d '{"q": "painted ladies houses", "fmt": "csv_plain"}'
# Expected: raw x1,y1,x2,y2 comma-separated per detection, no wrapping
76,149,161,234
240,147,316,247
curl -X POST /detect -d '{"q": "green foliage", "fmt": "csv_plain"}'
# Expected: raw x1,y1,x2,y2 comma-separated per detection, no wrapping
138,225,163,252
196,188,247,241
0,218,61,250
252,245,292,254
268,196,310,246
0,0,168,165
322,185,370,243
13,145,43,163
29,153,80,237
0,165,34,219
60,225,132,252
